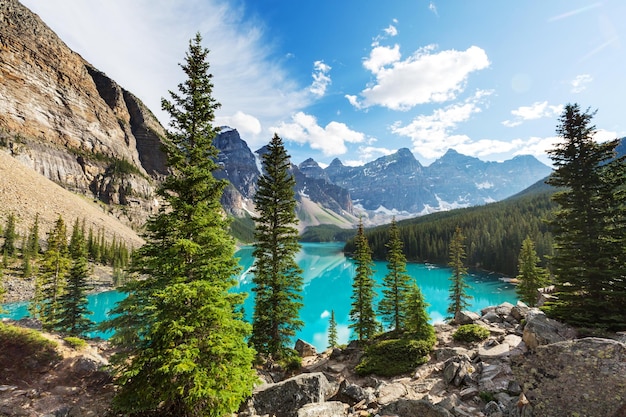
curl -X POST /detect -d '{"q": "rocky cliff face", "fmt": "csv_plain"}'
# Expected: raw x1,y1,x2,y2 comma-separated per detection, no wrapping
0,0,167,225
214,129,355,227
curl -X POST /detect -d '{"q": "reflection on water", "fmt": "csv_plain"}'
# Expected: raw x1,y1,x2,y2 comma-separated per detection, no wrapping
2,242,517,351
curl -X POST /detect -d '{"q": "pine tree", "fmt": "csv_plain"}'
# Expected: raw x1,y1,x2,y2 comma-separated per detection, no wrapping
30,216,71,329
328,310,338,349
545,103,626,329
349,218,378,342
56,223,93,336
250,133,303,360
101,33,256,416
515,237,549,306
2,214,17,257
404,280,434,340
26,213,41,259
447,226,471,319
378,217,412,331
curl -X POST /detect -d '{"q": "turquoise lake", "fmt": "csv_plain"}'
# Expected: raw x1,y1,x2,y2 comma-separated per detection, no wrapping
1,242,517,352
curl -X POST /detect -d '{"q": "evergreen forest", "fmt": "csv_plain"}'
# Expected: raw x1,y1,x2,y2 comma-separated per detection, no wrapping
344,186,556,277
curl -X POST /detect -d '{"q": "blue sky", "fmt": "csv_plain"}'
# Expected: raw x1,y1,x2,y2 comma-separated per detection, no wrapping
22,0,625,167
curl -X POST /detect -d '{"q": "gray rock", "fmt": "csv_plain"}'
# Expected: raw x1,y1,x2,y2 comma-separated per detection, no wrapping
455,310,480,325
295,339,317,357
510,301,530,321
376,381,408,405
482,311,503,324
484,400,502,415
333,381,375,405
522,309,577,350
512,337,626,417
495,302,515,317
442,355,475,387
479,363,514,393
459,386,479,400
433,346,472,362
380,399,453,417
248,372,337,417
296,401,347,417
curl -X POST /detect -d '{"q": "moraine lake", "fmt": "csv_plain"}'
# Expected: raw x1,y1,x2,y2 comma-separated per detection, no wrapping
1,242,518,352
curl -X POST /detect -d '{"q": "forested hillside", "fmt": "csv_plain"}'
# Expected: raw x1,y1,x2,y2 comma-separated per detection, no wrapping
345,184,556,276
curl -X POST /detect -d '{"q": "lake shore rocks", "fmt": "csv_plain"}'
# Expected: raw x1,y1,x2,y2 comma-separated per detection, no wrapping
243,301,626,417
2,302,625,416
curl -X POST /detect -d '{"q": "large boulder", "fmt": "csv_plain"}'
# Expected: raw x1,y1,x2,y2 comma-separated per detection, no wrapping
294,339,317,357
380,399,453,417
454,310,480,325
296,401,347,417
243,372,337,417
512,338,626,417
522,309,576,350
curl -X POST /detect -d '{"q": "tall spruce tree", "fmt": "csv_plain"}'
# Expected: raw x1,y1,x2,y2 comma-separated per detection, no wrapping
2,214,17,257
101,33,256,416
349,218,378,341
447,226,471,319
328,310,338,349
515,236,549,306
56,222,93,336
404,280,434,340
250,133,303,360
378,217,412,331
30,215,70,329
546,103,626,329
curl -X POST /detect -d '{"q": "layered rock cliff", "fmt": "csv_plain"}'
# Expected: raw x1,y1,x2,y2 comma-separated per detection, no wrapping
0,0,167,226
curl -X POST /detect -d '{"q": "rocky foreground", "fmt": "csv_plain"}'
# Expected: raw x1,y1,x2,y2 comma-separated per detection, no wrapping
1,303,625,417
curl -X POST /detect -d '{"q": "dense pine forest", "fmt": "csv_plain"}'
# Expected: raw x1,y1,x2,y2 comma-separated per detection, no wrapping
344,183,556,277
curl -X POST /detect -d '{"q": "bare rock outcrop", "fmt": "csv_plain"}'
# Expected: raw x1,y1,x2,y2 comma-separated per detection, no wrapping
0,0,167,227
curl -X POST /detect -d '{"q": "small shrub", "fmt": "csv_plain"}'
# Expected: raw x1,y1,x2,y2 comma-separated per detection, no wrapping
452,324,490,343
356,336,435,376
279,348,302,371
480,391,496,403
64,336,88,350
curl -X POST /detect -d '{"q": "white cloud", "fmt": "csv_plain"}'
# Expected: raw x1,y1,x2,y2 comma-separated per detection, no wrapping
502,101,564,127
271,112,366,156
350,44,490,110
216,111,262,137
384,24,398,37
570,74,592,93
363,44,401,74
391,91,492,159
429,2,439,16
310,60,332,97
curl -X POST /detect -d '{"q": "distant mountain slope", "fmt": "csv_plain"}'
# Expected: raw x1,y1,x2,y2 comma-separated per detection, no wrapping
323,147,552,216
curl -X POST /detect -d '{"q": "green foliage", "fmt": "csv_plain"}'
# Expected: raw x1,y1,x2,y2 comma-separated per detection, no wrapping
107,157,142,177
345,190,555,276
55,223,93,337
300,224,357,242
25,213,41,259
30,215,71,330
515,236,549,306
404,281,434,341
251,134,303,360
452,324,490,343
229,214,255,243
447,227,472,318
349,218,378,342
2,214,17,257
379,218,412,331
479,391,496,403
102,33,256,417
63,336,88,350
328,310,338,349
278,348,302,371
544,104,626,330
355,335,435,376
0,323,60,369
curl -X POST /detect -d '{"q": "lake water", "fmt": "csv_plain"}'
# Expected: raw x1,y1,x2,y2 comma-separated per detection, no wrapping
1,242,517,351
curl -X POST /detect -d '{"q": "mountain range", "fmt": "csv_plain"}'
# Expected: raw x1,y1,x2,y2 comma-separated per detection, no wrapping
0,0,566,239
